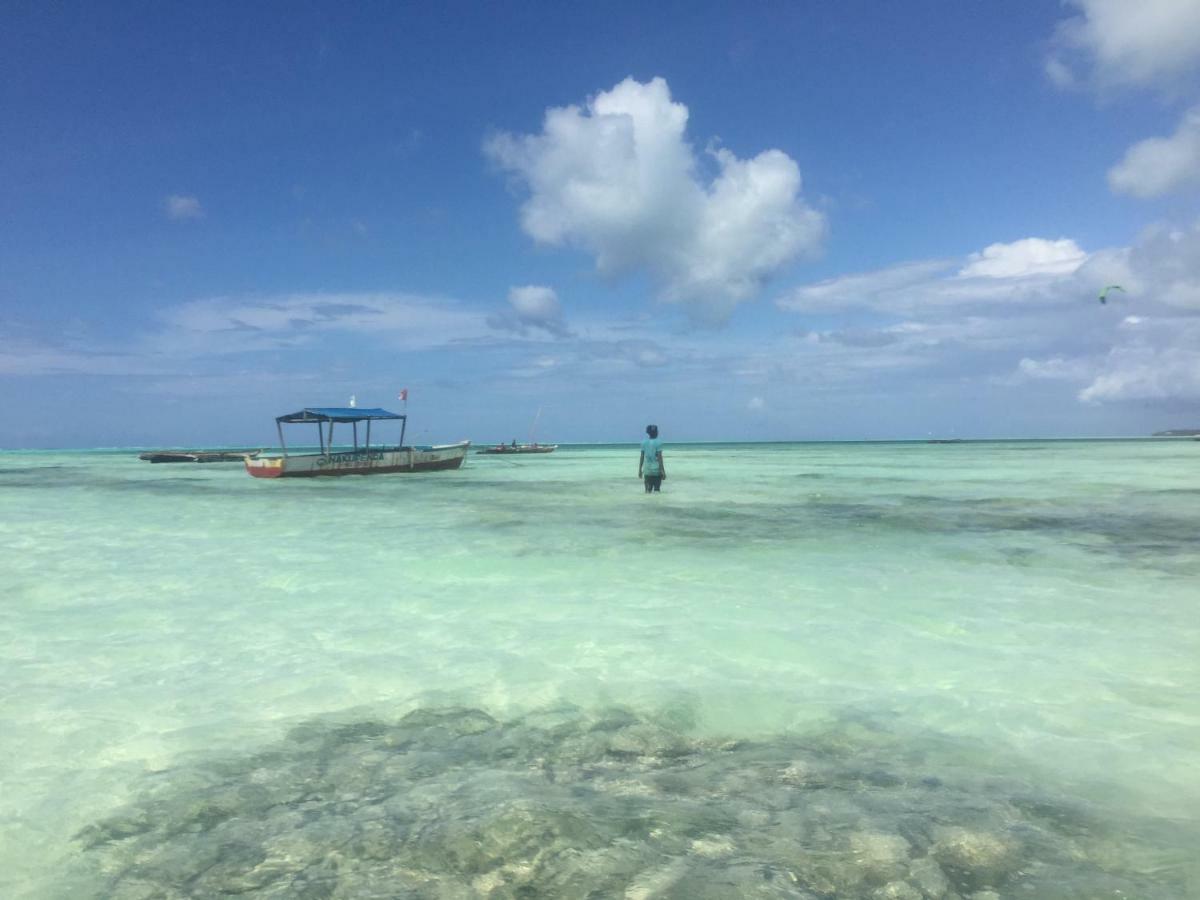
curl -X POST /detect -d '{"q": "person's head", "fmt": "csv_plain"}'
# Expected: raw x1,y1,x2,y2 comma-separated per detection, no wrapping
646,424,658,438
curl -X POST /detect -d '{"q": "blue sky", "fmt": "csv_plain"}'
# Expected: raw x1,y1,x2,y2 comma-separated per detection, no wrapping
3,0,1200,447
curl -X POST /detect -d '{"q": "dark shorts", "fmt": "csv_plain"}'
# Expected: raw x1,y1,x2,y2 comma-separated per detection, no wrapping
644,474,662,492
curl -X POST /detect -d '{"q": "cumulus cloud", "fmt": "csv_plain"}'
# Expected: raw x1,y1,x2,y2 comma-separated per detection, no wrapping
1108,107,1200,198
1047,0,1200,91
489,285,571,337
485,76,825,320
1046,2,1200,201
958,238,1087,279
164,194,203,221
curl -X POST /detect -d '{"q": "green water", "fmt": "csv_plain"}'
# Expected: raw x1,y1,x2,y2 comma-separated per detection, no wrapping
2,441,1197,897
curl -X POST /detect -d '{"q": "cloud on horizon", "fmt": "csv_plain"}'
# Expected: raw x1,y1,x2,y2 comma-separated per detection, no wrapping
7,222,1199,432
779,226,1200,405
485,76,825,321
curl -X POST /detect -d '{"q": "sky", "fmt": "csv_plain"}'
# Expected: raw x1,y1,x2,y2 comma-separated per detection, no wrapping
3,0,1200,447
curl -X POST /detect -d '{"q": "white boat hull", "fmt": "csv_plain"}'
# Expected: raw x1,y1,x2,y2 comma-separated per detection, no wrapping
245,442,470,478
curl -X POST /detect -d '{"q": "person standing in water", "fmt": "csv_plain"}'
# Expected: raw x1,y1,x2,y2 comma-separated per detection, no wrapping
638,424,666,493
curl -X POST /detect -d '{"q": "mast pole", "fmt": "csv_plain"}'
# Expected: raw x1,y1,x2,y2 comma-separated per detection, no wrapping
530,406,542,446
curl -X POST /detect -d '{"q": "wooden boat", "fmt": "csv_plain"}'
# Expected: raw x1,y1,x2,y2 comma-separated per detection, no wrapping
140,449,261,463
477,443,557,454
477,407,556,454
244,407,469,478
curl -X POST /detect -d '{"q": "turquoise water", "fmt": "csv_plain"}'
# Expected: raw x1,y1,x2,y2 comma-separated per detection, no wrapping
2,441,1198,898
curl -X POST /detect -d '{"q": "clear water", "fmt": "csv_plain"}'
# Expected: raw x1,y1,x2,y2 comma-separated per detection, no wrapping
2,441,1198,898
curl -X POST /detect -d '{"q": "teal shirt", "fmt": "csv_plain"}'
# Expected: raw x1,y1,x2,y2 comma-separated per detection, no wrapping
641,437,663,475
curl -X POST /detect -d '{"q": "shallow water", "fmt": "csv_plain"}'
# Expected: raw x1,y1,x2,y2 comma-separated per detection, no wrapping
2,441,1198,897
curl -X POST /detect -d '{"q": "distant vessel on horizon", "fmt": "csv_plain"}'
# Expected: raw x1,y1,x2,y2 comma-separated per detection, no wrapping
478,406,556,455
140,449,261,463
477,442,557,455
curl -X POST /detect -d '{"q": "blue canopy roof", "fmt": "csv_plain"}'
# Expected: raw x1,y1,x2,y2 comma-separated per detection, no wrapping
277,407,404,424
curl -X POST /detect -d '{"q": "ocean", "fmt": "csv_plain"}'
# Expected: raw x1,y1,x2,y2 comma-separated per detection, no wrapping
2,440,1197,898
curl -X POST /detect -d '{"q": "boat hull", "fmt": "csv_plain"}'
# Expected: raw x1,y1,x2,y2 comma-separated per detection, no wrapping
141,450,261,463
244,442,470,478
477,445,557,455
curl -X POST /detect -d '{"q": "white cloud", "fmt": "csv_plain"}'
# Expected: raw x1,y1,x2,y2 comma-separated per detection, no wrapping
1009,222,1200,403
1048,0,1200,91
958,238,1087,279
1080,339,1200,402
490,285,570,337
1016,356,1097,382
508,285,561,322
779,222,1200,407
747,396,765,411
1120,221,1200,309
776,260,953,312
1108,106,1200,198
779,237,1089,315
1046,3,1200,204
164,194,203,221
485,76,825,320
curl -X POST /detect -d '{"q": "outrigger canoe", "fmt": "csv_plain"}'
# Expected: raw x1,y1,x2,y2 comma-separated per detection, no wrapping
244,407,469,478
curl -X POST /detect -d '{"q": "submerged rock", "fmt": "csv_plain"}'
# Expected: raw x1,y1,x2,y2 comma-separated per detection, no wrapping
930,827,1018,893
69,706,1188,900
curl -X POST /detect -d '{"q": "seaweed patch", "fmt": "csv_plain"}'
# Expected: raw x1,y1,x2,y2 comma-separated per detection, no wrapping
74,706,1188,899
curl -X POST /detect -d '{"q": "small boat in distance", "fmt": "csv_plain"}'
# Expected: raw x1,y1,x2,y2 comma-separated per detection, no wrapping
244,407,469,478
477,406,556,454
477,442,557,455
140,449,262,463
